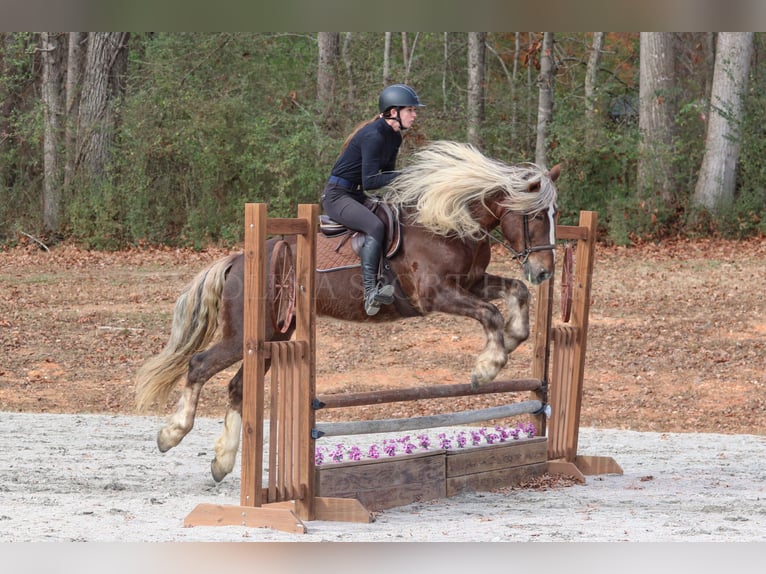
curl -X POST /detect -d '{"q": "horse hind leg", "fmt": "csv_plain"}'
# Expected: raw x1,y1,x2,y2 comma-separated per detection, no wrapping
156,339,241,453
157,377,202,452
211,367,243,483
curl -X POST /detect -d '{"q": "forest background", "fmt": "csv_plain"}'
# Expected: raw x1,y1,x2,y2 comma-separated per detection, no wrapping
1,32,764,250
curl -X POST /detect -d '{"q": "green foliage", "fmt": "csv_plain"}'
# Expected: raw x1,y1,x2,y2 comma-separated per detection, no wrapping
0,33,44,242
2,32,766,248
547,91,641,244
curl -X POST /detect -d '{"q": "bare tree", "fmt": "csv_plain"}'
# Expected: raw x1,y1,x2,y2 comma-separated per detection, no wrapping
584,32,605,135
317,32,339,109
638,33,677,205
40,32,66,235
694,32,754,211
341,32,355,103
64,32,85,189
442,33,449,113
467,32,486,146
75,32,129,179
383,32,392,86
535,32,555,167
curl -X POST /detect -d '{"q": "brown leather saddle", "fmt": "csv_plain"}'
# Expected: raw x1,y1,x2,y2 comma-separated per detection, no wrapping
318,198,402,260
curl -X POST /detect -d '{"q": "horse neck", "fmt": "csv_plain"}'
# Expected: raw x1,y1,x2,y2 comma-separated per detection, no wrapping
471,199,502,234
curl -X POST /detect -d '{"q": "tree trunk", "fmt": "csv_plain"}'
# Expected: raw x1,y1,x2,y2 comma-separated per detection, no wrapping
535,32,555,167
638,32,677,205
64,31,85,189
317,32,338,109
467,32,486,146
383,32,392,85
585,32,604,128
341,32,355,104
442,33,448,113
75,32,129,179
40,32,66,235
693,32,754,211
401,33,409,81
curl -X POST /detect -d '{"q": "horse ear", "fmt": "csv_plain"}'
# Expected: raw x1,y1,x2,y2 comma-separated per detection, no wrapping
548,164,562,182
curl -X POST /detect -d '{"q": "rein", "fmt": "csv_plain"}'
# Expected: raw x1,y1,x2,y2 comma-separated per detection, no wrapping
487,208,556,265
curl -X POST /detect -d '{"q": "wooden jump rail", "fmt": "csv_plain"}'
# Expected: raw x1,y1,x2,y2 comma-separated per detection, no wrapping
315,400,544,437
315,378,542,409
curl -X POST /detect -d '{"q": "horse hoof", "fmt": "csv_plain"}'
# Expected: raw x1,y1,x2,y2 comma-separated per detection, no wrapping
211,459,229,483
156,429,172,452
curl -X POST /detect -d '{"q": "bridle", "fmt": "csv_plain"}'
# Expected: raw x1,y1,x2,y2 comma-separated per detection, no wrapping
487,206,557,265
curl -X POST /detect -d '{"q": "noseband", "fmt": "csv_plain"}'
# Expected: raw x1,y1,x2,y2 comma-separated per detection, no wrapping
488,208,556,265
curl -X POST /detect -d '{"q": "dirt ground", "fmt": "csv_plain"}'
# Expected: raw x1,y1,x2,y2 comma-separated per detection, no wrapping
1,236,764,436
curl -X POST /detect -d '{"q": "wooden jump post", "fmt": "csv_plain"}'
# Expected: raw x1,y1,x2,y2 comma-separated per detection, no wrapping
184,203,372,533
533,210,622,482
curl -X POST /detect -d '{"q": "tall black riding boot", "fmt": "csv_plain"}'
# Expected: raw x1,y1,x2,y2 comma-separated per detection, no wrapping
360,235,394,316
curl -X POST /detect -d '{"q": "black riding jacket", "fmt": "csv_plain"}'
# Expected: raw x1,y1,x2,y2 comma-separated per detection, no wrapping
330,117,402,199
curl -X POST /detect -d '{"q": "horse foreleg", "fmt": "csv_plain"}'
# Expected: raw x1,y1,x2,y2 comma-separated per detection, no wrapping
472,275,530,354
211,368,243,483
430,287,508,388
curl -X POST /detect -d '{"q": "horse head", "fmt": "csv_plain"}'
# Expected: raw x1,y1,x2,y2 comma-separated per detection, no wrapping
495,164,560,285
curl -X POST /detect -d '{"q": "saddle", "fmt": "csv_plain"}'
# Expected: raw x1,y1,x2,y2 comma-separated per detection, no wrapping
318,199,421,318
318,199,402,260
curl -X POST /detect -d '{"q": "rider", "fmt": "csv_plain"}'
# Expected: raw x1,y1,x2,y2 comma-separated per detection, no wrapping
321,83,425,316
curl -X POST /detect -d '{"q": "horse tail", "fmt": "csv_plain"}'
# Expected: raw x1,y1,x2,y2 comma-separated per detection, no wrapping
135,253,238,413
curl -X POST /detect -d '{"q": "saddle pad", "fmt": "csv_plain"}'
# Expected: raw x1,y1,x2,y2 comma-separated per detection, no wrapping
316,234,360,272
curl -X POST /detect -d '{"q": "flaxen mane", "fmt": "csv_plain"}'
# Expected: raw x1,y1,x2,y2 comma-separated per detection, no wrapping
384,141,557,240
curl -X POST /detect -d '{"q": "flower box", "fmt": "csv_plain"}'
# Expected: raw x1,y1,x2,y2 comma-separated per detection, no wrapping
315,437,547,511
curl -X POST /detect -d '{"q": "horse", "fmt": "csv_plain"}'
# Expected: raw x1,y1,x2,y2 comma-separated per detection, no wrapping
135,140,560,482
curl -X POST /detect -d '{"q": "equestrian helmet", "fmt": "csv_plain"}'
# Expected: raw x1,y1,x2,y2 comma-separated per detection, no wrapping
379,84,425,114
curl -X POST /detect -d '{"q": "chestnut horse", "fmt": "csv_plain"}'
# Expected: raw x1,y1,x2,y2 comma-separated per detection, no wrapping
135,141,560,482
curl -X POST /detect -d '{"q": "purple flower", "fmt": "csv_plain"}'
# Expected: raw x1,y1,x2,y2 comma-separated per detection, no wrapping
456,431,467,448
368,444,380,459
403,442,416,454
348,446,362,461
330,445,344,463
384,443,397,457
470,430,482,445
417,434,431,449
315,449,325,466
438,432,452,450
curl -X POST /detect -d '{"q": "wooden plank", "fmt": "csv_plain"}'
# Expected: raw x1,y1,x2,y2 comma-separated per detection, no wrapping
446,462,547,496
267,218,309,235
241,203,267,508
316,452,446,511
313,497,374,523
262,498,373,523
556,224,589,241
546,459,586,484
184,503,307,534
294,204,318,521
564,211,598,461
445,437,547,477
316,379,542,409
548,325,578,460
315,400,543,437
575,455,623,476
